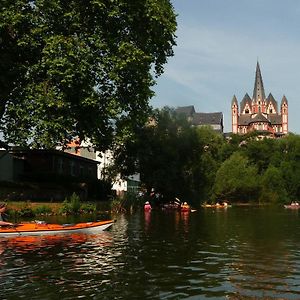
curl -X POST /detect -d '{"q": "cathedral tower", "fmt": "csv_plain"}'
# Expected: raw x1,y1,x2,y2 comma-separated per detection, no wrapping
231,62,288,136
231,96,238,134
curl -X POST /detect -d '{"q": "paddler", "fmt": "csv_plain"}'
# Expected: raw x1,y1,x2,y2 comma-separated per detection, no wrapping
0,203,13,226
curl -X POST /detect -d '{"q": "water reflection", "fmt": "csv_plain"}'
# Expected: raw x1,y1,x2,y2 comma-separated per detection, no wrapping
2,208,300,299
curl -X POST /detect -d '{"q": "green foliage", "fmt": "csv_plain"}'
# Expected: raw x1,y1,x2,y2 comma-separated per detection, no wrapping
111,107,226,204
241,138,277,174
59,193,97,214
33,205,53,215
60,192,81,214
0,0,177,149
195,126,224,201
80,203,97,214
110,198,125,214
17,203,35,218
259,165,287,203
110,192,141,213
213,152,260,202
110,105,300,205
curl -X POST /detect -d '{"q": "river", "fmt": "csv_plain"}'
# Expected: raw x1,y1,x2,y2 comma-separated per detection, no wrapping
1,206,300,299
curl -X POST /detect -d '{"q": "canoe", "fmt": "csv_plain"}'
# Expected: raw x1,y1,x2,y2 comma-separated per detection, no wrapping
0,220,114,237
284,204,300,209
201,204,231,208
180,205,191,212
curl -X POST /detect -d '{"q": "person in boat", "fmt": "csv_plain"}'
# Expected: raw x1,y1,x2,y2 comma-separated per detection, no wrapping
0,203,13,226
181,202,190,211
144,201,152,211
174,197,181,206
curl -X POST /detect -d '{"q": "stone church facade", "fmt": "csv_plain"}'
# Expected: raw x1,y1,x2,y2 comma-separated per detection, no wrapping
231,62,288,136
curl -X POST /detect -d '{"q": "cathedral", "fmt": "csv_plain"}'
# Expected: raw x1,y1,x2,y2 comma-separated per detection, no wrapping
231,62,288,136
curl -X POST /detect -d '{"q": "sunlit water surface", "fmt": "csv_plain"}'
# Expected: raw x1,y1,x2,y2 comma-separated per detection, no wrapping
1,207,300,299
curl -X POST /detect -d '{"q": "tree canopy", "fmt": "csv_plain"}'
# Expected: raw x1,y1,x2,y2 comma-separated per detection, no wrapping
111,107,225,204
213,152,259,202
0,0,177,150
111,107,300,205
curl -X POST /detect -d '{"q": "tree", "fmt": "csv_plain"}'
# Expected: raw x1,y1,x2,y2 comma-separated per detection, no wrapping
241,138,277,174
111,107,209,203
0,0,177,150
194,126,225,201
213,152,260,202
277,134,300,200
260,165,287,203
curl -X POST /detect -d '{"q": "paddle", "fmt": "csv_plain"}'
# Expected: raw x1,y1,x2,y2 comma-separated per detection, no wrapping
0,223,19,227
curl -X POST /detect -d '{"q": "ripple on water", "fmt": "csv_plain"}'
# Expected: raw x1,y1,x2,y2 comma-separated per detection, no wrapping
2,210,300,299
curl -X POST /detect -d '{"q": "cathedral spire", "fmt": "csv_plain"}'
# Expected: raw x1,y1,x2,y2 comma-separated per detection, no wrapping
252,61,266,101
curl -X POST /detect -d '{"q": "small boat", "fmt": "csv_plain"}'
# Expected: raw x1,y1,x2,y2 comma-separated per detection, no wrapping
0,220,114,237
162,203,181,210
180,202,191,212
284,202,300,209
202,203,231,208
144,201,152,211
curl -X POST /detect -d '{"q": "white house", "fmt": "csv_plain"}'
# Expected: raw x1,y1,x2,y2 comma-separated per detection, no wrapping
64,140,140,196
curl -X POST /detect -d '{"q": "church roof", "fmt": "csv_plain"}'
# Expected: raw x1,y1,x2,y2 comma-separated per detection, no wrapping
252,61,266,101
175,106,195,118
231,95,238,106
238,115,251,126
192,112,223,126
281,95,288,105
269,115,282,125
240,93,252,112
239,113,275,126
249,113,270,124
266,93,278,111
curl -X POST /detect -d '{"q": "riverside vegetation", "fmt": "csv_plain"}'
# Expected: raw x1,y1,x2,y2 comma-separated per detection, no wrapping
3,106,300,213
110,107,300,207
6,193,98,219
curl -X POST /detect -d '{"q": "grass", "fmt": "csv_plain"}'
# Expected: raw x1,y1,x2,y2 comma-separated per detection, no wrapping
6,199,102,217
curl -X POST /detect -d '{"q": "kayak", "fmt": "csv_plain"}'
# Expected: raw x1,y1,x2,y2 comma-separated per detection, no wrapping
201,204,231,208
0,220,114,237
284,204,300,209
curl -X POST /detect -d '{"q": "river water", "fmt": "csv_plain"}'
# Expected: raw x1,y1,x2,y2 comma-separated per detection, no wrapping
1,206,300,299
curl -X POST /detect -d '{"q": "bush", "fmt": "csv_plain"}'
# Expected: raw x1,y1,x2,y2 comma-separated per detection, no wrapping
60,193,81,214
18,203,35,218
111,192,141,213
80,203,97,213
33,205,53,215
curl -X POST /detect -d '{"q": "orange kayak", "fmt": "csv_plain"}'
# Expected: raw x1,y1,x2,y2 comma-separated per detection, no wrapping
0,220,114,237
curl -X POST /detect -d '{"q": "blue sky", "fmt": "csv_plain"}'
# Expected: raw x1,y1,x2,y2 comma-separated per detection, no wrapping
151,0,300,133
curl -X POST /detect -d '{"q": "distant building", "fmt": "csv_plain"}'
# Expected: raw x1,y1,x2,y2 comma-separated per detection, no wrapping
231,62,288,136
8,149,98,181
0,148,98,201
175,106,224,133
65,140,140,197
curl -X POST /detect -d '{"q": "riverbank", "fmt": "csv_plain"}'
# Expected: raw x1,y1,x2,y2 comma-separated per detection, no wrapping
5,198,112,219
